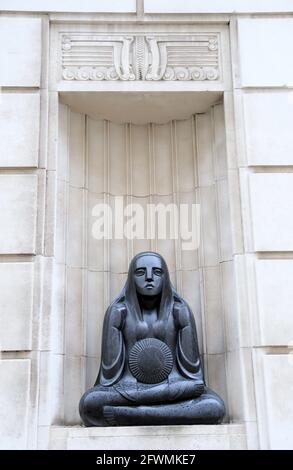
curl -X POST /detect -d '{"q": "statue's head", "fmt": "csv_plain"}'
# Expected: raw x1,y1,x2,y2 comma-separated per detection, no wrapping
112,251,175,323
133,252,164,297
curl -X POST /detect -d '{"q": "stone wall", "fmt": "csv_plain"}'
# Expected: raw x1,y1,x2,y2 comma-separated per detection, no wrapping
0,14,49,449
233,16,293,450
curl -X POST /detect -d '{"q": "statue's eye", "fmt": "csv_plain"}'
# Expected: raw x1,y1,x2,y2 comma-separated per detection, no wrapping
153,268,163,276
135,268,145,276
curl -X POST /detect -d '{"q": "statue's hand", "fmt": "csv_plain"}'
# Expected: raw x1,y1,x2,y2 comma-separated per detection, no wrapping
168,380,204,402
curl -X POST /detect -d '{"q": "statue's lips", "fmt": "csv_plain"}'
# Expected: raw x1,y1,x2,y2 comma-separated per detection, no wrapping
145,284,154,289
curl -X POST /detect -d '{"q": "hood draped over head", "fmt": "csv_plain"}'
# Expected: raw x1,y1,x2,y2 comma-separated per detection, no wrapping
111,251,177,324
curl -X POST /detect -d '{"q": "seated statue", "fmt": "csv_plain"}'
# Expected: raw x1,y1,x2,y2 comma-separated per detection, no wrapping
80,251,225,426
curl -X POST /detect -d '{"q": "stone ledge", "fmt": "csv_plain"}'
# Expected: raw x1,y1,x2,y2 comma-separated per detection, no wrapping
50,424,247,450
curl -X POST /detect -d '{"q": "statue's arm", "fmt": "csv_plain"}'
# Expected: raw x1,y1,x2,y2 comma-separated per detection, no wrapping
96,304,126,386
174,302,204,383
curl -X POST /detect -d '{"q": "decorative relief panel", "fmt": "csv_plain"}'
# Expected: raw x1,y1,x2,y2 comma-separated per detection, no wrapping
61,34,219,81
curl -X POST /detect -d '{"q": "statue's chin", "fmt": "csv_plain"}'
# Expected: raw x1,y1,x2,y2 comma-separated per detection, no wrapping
137,288,160,297
139,289,159,297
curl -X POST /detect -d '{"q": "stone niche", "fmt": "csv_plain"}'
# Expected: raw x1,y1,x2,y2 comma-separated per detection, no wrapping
47,21,245,449
55,92,233,420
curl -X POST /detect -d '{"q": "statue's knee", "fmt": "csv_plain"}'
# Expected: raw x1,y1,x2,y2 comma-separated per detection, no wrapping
79,388,104,425
207,397,225,423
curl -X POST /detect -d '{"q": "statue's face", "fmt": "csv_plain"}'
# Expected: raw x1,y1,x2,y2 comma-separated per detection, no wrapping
133,255,164,297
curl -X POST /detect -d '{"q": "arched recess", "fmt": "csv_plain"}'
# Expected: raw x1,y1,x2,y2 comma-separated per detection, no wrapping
50,93,236,425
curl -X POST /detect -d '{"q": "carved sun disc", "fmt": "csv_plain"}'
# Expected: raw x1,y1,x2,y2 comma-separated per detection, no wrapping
129,338,173,384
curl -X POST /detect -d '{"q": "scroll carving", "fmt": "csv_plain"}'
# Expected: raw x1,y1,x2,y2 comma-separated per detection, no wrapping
61,34,220,81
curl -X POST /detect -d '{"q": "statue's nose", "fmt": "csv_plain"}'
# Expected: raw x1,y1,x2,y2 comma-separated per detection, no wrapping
146,267,153,281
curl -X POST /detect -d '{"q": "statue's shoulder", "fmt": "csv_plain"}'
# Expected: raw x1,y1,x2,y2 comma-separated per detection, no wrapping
173,296,191,312
104,299,127,327
172,297,193,327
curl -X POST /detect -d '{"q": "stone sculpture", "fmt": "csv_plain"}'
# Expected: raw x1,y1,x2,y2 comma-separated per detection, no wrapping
79,252,225,426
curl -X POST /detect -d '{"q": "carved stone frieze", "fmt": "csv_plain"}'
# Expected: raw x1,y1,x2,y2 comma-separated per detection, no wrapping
61,34,220,81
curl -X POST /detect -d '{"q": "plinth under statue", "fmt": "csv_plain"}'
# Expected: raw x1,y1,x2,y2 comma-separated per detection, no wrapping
79,252,225,426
